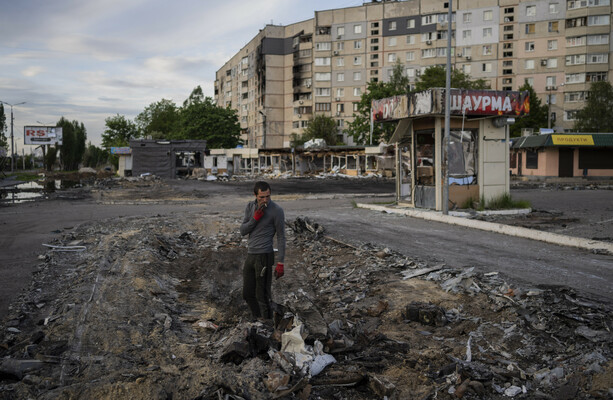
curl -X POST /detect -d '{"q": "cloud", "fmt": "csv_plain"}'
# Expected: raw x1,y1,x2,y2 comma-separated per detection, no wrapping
21,66,45,77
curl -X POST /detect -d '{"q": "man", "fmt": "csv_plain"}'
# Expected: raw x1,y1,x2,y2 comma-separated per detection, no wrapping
239,181,285,320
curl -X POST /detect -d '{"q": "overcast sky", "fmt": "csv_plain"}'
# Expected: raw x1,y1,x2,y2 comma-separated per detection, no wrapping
0,0,363,154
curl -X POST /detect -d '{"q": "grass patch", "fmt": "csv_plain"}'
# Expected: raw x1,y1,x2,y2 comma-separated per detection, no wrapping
11,172,41,182
460,193,531,211
350,200,358,208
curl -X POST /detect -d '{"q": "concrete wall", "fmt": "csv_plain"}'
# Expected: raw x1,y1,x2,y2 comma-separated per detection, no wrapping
479,118,509,201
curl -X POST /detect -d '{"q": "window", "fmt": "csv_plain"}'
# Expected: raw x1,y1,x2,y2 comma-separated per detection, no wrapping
483,45,492,55
388,37,397,46
422,32,434,42
336,88,344,97
546,94,557,105
483,10,493,21
588,15,609,25
462,30,471,39
388,53,397,62
526,151,538,169
421,48,436,58
587,72,607,82
315,103,331,111
299,49,311,58
353,71,361,81
371,22,379,28
406,51,415,61
549,3,559,13
315,57,331,66
463,64,471,74
482,63,492,72
504,25,513,31
407,18,415,29
463,13,472,23
525,59,535,69
567,36,586,47
337,57,344,67
588,53,608,63
353,56,362,65
567,17,588,28
406,68,415,77
337,73,344,82
354,40,362,49
422,15,435,25
354,24,362,34
525,41,535,52
336,103,344,113
547,58,558,68
337,42,344,50
505,7,514,13
315,88,331,96
565,91,586,102
564,111,578,121
462,47,472,57
406,35,415,44
525,24,535,34
548,21,559,32
337,26,345,36
525,77,535,86
566,73,586,83
483,27,493,38
436,47,448,57
546,76,557,86
566,54,586,65
316,42,331,51
353,87,362,96
587,34,609,45
437,31,449,40
389,21,397,31
548,40,558,50
526,5,536,16
315,72,331,81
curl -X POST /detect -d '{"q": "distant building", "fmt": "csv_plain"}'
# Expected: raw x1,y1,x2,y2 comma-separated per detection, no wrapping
215,0,613,149
128,140,207,179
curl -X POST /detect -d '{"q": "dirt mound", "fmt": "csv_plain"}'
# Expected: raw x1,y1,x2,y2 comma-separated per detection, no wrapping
0,214,611,399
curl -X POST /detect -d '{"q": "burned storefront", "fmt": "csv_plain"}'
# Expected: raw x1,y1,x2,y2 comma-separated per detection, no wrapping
129,139,207,179
378,89,528,211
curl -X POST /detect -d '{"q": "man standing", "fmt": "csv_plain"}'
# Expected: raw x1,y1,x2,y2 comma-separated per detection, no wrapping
240,181,285,320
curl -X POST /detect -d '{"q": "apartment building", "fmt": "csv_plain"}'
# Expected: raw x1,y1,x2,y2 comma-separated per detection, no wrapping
215,0,613,149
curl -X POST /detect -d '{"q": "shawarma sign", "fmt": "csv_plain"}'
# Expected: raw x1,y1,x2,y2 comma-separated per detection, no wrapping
372,89,530,121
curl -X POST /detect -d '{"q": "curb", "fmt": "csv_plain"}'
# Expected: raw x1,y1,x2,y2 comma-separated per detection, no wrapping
357,203,613,254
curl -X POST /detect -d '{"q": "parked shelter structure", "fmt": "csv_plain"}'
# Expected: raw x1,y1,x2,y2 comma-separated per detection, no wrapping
384,88,529,211
129,140,207,179
510,133,613,178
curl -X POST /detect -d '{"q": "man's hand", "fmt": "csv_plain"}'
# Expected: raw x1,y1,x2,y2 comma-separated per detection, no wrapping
253,203,266,221
274,263,284,279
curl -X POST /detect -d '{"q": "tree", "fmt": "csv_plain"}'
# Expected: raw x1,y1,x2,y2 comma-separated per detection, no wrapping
293,115,339,147
57,117,87,171
414,65,488,92
177,86,242,148
136,99,179,138
510,83,548,137
573,81,613,132
345,61,409,144
83,143,109,168
45,146,58,171
0,104,7,149
102,114,139,148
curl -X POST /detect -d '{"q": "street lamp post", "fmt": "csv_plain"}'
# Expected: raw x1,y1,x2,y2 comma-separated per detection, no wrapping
0,101,26,172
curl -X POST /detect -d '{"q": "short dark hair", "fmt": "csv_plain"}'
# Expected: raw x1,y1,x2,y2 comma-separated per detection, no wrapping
253,181,271,195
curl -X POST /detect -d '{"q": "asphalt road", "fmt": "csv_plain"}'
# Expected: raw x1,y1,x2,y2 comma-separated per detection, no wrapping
0,177,611,320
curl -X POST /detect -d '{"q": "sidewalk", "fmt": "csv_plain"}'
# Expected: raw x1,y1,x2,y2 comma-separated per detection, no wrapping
357,203,613,254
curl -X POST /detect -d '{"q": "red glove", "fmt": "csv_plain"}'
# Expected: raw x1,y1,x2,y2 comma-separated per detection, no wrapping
274,263,284,279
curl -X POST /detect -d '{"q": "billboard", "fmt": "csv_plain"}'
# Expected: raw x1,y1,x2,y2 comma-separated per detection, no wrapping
110,147,132,154
24,126,63,145
371,95,409,122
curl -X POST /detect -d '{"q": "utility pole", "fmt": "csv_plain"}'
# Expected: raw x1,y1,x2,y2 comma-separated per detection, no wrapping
442,1,452,215
0,101,26,173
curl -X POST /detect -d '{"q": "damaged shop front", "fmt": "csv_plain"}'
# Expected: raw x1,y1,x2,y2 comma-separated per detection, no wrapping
129,139,207,179
378,89,528,210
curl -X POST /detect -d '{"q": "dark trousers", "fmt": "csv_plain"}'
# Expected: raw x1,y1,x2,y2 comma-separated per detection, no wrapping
242,253,274,319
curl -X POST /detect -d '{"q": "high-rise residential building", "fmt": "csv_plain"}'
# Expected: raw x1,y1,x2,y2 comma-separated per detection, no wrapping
215,0,613,148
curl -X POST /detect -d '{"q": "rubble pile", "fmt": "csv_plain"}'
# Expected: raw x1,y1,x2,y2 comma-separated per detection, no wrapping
0,213,611,399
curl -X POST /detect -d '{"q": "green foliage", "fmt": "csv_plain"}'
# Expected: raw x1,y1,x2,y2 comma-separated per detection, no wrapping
345,62,408,145
573,81,613,132
102,114,139,148
0,104,7,149
295,115,339,146
57,117,87,171
136,99,179,138
83,143,109,168
462,193,531,210
45,146,58,171
510,83,548,138
176,86,242,148
414,65,488,92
